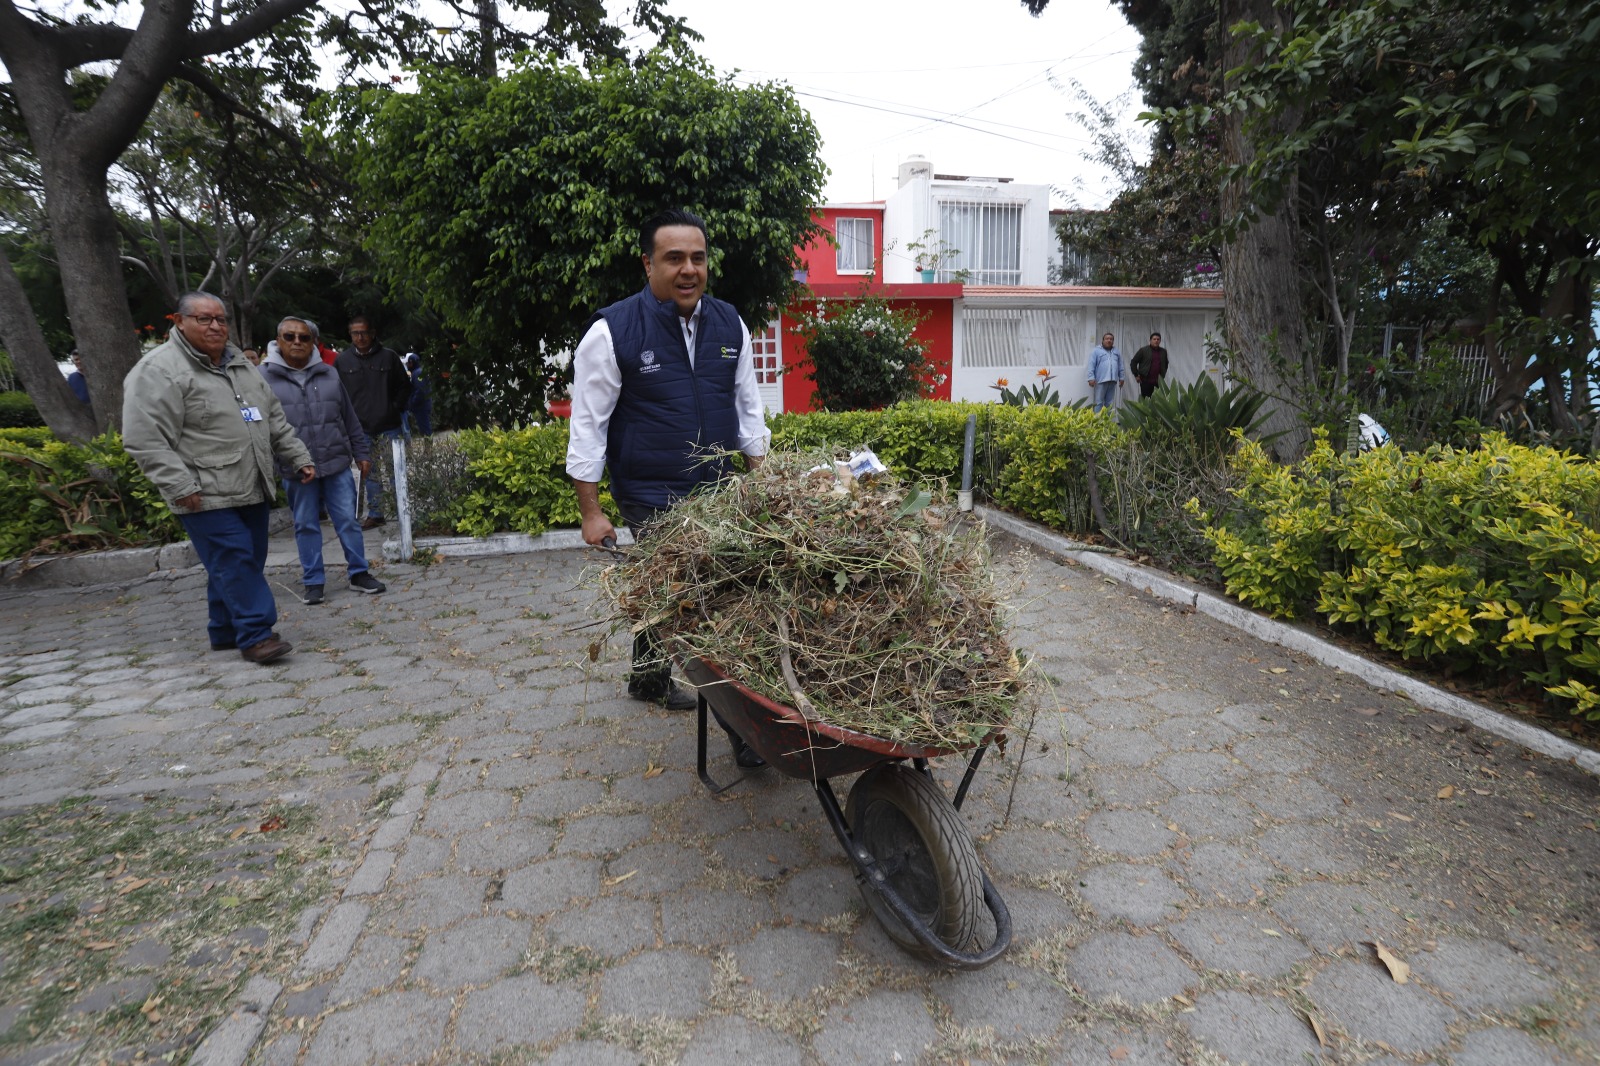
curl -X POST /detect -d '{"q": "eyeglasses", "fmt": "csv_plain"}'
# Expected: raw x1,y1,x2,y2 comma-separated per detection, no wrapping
349,330,372,337
182,314,228,326
279,331,314,343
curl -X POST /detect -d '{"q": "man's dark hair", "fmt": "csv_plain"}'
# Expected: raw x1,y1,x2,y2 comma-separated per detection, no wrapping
640,209,709,257
348,314,374,331
1151,332,1161,341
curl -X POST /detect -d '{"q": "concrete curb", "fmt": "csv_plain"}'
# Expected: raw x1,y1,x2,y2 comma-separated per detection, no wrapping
381,527,636,561
978,505,1600,777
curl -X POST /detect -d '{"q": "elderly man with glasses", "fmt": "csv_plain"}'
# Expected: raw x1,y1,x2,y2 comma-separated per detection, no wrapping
260,315,385,606
122,291,315,665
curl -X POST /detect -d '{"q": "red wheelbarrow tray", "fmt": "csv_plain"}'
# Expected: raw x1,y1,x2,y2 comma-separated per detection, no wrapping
680,655,1000,781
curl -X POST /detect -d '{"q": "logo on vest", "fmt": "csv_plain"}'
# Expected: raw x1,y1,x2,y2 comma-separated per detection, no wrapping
638,348,661,374
720,345,738,359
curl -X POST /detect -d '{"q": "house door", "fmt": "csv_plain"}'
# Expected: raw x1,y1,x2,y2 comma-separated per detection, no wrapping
753,322,783,415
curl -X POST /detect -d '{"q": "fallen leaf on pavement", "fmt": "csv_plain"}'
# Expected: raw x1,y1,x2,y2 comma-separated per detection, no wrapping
1269,667,1288,674
1305,1011,1329,1047
1261,928,1282,937
118,877,153,896
1388,812,1413,823
259,814,286,833
1354,707,1381,717
604,870,638,886
1367,940,1410,983
643,763,664,780
1109,1047,1130,1061
84,940,117,950
1437,786,1456,800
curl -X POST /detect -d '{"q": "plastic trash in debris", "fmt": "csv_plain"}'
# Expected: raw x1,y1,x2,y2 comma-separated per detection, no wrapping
848,448,889,479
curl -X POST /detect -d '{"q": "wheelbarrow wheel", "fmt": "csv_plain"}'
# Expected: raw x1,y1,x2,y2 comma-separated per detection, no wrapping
846,762,983,959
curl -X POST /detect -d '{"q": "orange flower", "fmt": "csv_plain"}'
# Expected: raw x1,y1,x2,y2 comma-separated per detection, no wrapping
995,377,1009,387
1037,367,1050,377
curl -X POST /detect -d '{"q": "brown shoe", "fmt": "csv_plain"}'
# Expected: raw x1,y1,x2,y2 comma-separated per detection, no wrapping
360,516,386,530
239,636,292,664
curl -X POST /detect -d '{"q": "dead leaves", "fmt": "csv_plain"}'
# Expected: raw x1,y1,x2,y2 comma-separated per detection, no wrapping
1437,785,1456,800
1366,940,1411,983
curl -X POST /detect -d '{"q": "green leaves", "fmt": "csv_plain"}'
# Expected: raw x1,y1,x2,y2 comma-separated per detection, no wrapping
351,52,827,428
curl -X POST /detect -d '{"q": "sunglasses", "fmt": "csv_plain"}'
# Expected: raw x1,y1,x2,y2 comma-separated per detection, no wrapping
279,331,314,343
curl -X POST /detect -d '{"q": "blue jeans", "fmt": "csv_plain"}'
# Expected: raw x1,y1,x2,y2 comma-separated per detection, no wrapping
178,501,277,650
285,471,369,587
362,429,407,517
1091,380,1120,412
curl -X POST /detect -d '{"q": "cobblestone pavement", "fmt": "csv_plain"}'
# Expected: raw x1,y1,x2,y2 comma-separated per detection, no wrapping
2,531,1598,1066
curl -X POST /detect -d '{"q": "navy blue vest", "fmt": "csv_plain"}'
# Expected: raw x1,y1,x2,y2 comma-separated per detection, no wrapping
591,287,744,510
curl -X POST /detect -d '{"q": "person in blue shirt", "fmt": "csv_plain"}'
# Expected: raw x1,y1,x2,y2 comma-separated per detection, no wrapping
66,351,91,406
1086,332,1123,413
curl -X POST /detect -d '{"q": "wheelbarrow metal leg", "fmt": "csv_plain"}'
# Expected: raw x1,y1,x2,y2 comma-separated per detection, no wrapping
952,743,988,811
695,691,756,795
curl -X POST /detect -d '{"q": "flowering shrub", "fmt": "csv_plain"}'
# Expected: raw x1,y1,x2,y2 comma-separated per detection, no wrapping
789,288,938,411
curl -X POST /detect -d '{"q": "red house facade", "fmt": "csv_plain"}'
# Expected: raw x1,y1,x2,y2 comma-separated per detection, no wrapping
760,160,1225,415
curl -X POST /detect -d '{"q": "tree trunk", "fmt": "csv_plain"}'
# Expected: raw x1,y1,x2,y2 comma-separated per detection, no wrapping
1220,0,1308,458
0,246,99,443
42,157,146,435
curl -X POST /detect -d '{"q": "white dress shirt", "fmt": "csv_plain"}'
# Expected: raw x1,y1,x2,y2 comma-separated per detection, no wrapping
565,300,771,484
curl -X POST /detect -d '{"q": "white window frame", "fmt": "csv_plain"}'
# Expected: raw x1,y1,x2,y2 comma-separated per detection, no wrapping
835,217,874,274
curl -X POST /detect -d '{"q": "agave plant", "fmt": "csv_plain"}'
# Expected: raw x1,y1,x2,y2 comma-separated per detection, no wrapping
1117,373,1276,452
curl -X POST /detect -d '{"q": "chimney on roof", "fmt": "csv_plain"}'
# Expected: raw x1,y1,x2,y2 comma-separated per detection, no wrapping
898,155,932,189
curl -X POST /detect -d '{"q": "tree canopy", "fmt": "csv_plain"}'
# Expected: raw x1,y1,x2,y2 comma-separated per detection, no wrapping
0,0,691,442
348,51,828,427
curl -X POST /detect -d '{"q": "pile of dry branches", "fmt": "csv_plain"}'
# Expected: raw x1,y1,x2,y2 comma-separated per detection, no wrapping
599,452,1023,748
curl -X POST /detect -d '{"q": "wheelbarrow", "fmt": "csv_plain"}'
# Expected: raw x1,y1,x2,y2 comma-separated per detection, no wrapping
680,655,1012,969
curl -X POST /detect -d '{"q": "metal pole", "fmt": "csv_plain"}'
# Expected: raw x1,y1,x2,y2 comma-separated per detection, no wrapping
391,435,413,562
959,413,977,512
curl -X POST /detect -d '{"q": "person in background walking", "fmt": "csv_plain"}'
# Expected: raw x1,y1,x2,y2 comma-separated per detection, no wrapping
1130,332,1169,399
335,315,410,530
1087,332,1123,413
122,291,312,665
260,315,386,605
66,350,91,406
405,353,433,436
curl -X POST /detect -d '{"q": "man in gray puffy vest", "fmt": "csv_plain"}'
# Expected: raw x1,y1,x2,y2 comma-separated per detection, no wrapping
566,210,769,763
261,316,385,605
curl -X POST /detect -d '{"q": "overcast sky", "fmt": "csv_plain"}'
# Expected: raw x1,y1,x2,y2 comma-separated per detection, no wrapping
656,0,1147,208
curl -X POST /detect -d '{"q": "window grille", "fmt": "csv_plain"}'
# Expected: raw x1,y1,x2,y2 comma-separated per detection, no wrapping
962,308,1085,368
937,201,1023,285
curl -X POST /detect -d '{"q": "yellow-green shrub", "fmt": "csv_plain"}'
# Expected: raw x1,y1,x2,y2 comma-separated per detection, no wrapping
1205,431,1600,717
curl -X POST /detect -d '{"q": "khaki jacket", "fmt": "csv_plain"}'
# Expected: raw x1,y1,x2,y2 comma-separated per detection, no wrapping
122,331,311,514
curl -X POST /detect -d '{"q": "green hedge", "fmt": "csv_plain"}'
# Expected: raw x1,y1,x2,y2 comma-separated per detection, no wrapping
0,391,45,428
1204,431,1600,718
0,429,181,561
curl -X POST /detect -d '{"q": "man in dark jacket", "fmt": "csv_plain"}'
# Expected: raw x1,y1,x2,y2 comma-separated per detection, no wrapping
335,315,410,529
263,316,385,605
566,209,770,764
1130,332,1169,399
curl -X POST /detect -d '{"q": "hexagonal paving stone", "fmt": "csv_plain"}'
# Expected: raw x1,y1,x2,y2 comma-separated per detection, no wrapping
1181,989,1325,1063
1411,937,1559,1013
1171,841,1277,905
678,1015,809,1066
498,857,600,917
812,989,937,1066
1084,809,1174,858
1450,1026,1573,1066
305,990,451,1065
1067,931,1196,1005
1049,1021,1184,1065
411,916,530,988
1167,908,1312,978
453,973,587,1057
1076,863,1188,925
546,895,656,957
980,825,1079,878
935,960,1069,1041
776,865,857,925
598,950,712,1020
1305,958,1458,1055
731,927,843,1000
1269,882,1406,952
663,886,775,947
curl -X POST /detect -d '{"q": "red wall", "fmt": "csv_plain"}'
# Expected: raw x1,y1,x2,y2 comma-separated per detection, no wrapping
781,282,958,412
798,206,885,285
